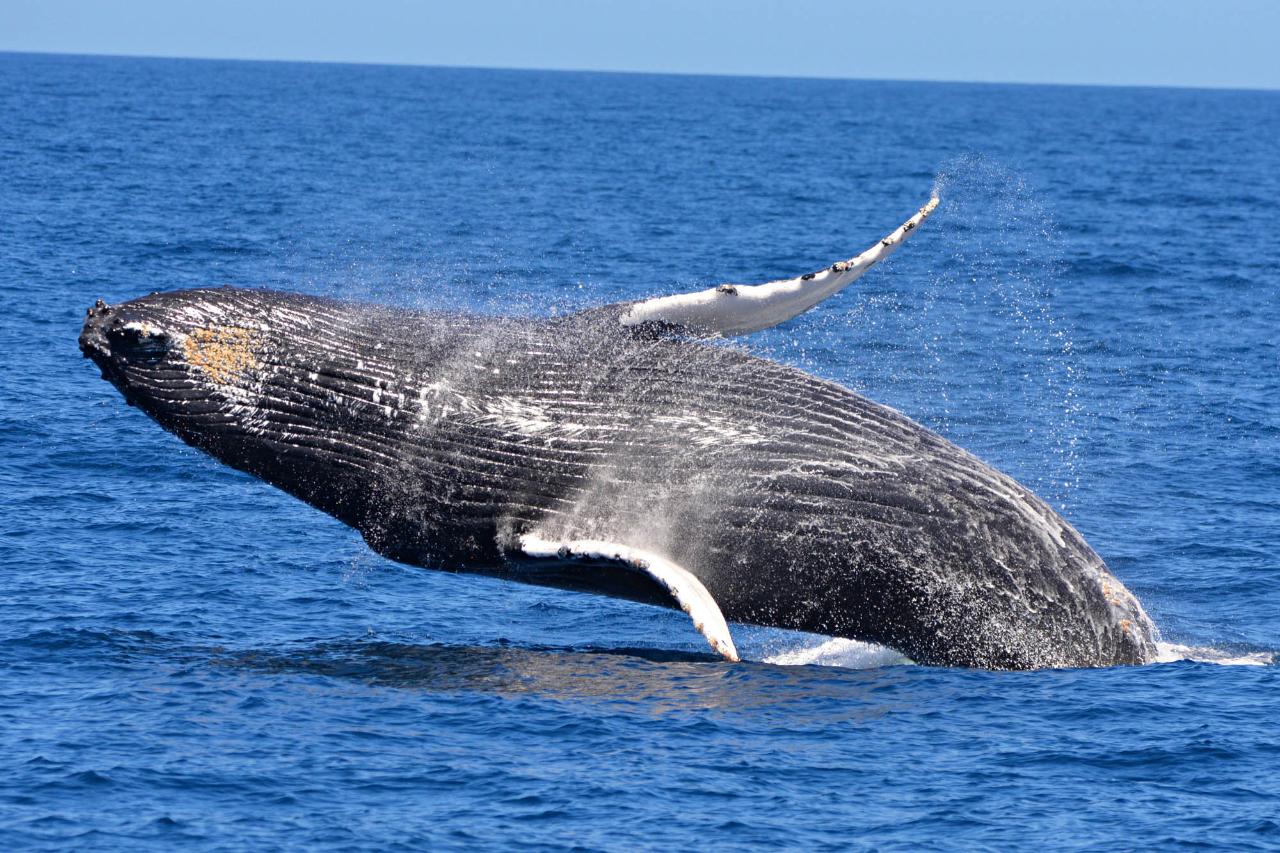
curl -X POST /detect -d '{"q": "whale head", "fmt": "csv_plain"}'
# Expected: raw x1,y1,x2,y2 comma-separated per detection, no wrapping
79,287,394,527
79,286,495,564
80,289,270,429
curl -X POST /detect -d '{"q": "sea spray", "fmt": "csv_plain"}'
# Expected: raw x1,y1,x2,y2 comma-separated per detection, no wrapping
767,155,1088,514
928,154,1086,511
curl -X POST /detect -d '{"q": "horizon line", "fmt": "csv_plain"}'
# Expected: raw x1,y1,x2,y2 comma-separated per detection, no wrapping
5,49,1279,96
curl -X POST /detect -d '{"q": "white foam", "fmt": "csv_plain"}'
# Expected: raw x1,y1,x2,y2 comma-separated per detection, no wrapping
761,637,912,670
1151,642,1274,667
758,639,1273,670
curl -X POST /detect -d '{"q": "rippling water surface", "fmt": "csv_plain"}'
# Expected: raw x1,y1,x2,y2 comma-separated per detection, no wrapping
2,53,1278,849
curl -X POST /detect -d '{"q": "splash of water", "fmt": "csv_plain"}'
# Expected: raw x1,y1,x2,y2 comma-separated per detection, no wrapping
1152,643,1274,667
759,636,912,669
778,155,1086,512
749,637,1272,671
927,155,1086,509
747,636,1272,671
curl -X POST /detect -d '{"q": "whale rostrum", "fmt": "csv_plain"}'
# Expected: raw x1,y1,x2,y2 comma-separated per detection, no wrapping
79,196,1158,669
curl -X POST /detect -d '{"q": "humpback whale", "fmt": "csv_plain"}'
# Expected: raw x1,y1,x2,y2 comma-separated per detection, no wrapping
79,197,1157,669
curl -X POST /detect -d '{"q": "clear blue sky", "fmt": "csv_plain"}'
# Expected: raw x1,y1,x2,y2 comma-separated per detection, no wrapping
4,0,1278,91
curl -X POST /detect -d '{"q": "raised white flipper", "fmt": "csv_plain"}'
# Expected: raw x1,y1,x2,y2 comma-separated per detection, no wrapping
621,196,939,337
516,534,740,662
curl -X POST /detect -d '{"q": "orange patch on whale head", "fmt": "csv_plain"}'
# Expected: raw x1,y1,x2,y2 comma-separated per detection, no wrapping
182,326,258,384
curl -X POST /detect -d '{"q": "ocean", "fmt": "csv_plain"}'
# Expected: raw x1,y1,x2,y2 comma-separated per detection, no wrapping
2,52,1278,849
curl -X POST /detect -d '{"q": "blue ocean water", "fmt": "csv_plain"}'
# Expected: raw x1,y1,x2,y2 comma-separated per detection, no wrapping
2,51,1279,849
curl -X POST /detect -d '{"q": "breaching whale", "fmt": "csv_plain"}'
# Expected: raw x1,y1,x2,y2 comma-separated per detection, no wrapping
79,197,1157,669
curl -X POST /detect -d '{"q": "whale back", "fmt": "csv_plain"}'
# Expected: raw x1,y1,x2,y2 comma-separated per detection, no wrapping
81,286,1156,669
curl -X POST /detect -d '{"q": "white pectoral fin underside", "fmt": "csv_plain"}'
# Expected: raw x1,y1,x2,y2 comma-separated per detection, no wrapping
621,195,939,337
516,534,740,662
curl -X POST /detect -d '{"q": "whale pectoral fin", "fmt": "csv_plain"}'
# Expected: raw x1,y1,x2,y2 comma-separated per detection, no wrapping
514,534,740,662
617,195,939,337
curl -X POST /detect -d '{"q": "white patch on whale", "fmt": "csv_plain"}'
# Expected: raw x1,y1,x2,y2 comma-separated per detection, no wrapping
622,196,939,336
517,534,740,662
